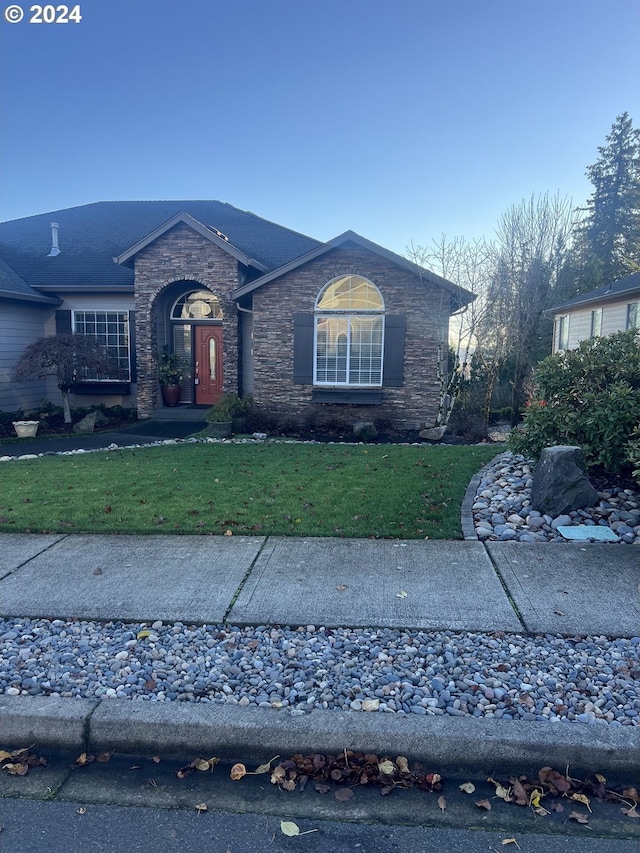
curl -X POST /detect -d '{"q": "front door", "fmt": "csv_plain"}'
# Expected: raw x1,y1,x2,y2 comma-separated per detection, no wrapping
195,326,223,405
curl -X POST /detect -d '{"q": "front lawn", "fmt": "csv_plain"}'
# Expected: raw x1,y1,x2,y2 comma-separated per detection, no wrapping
0,442,496,538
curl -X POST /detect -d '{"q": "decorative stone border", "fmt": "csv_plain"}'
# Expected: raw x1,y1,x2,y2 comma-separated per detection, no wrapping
460,452,511,541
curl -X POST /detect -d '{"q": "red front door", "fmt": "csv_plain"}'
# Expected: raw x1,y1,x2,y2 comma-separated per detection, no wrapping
195,326,223,405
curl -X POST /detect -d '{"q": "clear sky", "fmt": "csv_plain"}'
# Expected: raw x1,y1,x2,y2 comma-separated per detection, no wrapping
1,0,638,255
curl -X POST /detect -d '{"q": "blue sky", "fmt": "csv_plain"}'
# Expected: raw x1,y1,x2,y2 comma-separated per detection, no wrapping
1,0,638,255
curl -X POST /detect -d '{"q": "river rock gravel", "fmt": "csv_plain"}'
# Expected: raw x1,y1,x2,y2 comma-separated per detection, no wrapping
1,618,638,727
472,452,640,544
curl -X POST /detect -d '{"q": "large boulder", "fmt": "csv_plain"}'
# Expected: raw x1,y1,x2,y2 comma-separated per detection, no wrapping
530,446,598,516
73,411,109,434
419,425,446,441
353,421,378,441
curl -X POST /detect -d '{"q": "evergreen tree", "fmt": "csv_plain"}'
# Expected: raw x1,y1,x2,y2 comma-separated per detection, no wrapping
580,112,640,287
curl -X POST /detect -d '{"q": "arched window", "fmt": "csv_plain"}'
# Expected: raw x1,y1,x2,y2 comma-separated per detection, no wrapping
171,290,223,320
314,275,384,386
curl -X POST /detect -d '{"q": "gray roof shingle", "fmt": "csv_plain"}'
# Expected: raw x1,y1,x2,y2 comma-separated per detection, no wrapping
0,201,321,291
0,257,59,303
551,271,640,312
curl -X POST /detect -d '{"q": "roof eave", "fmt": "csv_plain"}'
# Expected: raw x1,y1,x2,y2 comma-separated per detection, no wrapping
34,284,135,293
548,285,640,315
0,289,61,305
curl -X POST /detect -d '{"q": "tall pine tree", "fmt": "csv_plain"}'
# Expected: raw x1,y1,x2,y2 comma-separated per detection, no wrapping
580,112,640,287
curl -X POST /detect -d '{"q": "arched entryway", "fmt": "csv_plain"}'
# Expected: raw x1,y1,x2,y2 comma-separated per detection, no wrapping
156,282,225,406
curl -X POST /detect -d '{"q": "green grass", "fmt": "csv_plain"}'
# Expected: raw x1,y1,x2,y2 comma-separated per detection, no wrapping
0,443,497,539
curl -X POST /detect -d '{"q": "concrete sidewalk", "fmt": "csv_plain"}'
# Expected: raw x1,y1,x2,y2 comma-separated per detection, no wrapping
1,533,638,636
1,533,639,777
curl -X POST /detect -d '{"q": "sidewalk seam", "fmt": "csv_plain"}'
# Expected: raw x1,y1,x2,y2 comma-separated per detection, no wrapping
0,534,71,582
222,537,270,622
482,543,529,633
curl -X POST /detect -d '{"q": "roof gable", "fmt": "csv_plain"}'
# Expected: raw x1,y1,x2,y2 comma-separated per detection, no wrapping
114,211,268,272
232,230,476,312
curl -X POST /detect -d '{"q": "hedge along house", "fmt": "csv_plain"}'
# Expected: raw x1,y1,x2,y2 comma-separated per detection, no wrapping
0,201,475,431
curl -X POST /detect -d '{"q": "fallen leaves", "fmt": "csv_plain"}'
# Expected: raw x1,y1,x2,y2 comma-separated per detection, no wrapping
621,805,639,818
459,781,476,794
0,744,47,776
437,795,447,812
568,810,589,824
176,756,219,779
280,820,317,837
228,751,443,801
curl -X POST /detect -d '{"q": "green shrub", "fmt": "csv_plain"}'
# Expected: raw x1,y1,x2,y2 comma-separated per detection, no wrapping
205,394,252,423
626,425,640,487
509,330,640,472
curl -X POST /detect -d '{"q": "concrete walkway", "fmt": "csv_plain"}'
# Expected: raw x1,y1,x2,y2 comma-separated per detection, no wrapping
1,533,638,637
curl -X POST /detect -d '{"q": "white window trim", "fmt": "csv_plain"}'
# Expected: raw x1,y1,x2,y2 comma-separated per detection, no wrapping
313,276,385,387
557,314,569,351
627,301,639,330
72,309,131,381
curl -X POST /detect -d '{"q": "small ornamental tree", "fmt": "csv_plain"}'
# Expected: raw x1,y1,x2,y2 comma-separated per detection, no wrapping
509,329,640,472
13,334,112,424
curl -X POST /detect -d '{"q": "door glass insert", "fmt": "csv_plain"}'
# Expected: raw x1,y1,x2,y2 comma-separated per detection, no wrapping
173,324,193,403
209,338,216,380
172,291,223,319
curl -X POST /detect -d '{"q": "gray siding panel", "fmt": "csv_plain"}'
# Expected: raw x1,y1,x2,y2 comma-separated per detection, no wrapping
0,301,51,412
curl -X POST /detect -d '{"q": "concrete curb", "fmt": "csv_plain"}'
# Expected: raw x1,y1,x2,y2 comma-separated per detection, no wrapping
460,451,509,540
2,695,638,779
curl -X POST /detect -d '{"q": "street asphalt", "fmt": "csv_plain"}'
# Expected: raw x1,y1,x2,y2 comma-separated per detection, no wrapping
1,426,639,783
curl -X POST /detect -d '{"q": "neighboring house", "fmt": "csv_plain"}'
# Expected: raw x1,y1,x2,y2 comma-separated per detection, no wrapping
0,201,475,431
549,271,640,353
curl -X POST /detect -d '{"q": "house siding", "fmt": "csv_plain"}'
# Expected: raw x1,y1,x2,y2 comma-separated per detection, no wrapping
132,223,240,417
250,246,451,430
0,300,52,412
552,291,640,352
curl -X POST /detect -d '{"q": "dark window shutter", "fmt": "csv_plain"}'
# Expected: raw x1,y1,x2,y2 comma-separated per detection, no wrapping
128,310,137,382
293,313,314,384
55,310,72,335
382,315,406,387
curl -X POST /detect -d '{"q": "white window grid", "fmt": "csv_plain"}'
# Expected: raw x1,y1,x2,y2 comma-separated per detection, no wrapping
314,276,385,387
73,310,131,380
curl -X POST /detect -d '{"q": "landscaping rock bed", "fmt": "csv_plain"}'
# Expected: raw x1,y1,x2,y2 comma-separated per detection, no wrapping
1,618,638,726
472,452,640,545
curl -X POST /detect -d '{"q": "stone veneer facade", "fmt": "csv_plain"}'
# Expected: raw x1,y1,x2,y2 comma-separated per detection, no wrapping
130,227,454,429
132,223,240,417
251,246,452,430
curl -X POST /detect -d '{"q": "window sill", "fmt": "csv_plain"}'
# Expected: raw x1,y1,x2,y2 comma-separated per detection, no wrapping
70,382,132,395
312,388,382,404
